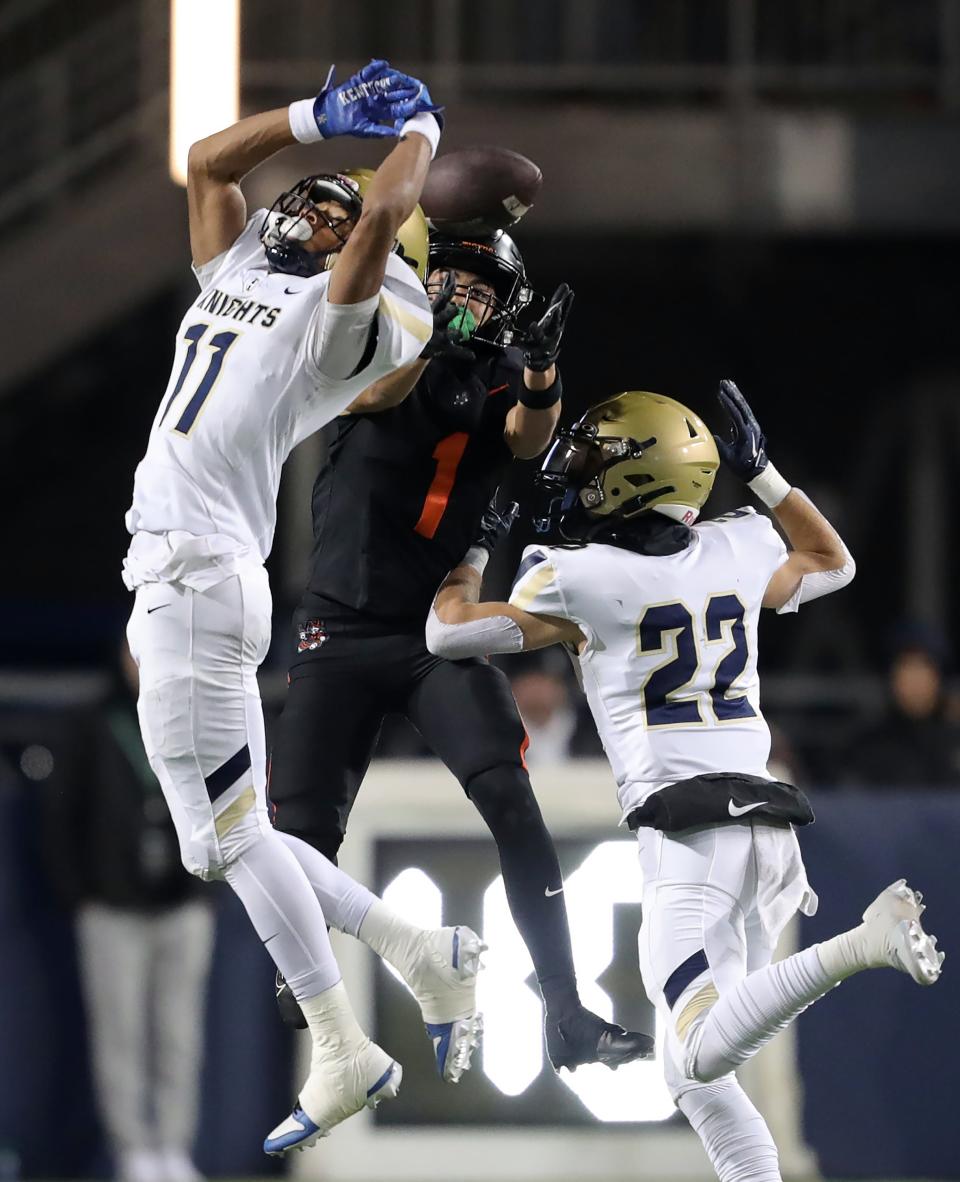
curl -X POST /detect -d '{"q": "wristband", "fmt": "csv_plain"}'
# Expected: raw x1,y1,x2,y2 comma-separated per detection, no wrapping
747,462,792,508
399,111,441,160
462,546,489,576
289,97,326,144
518,371,562,411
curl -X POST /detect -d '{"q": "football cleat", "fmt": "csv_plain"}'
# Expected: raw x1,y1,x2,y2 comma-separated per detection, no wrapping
276,970,308,1030
545,1005,655,1073
403,926,485,1083
857,878,944,986
263,1040,401,1156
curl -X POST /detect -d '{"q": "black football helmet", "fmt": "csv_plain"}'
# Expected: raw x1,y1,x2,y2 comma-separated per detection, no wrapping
427,230,534,345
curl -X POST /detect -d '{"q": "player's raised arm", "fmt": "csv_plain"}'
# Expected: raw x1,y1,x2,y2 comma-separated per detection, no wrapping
711,379,856,613
426,500,584,658
343,272,473,413
187,60,423,267
327,86,442,306
504,283,574,458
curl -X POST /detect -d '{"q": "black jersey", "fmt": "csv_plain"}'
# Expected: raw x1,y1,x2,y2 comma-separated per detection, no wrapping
307,345,525,621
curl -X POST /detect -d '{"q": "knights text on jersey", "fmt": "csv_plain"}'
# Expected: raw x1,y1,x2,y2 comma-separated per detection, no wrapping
122,210,431,591
508,509,789,819
306,345,524,621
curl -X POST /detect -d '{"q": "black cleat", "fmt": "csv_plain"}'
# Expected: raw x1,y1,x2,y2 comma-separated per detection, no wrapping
275,970,308,1030
545,1005,655,1072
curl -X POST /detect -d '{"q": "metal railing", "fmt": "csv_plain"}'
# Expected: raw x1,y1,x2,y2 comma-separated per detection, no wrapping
2,0,958,240
0,0,168,238
243,0,960,106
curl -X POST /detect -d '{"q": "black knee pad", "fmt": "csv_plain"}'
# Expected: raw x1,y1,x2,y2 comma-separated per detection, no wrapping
466,765,545,840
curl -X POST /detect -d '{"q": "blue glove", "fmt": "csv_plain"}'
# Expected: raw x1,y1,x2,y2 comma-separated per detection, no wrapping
713,379,769,482
382,72,445,131
311,60,428,140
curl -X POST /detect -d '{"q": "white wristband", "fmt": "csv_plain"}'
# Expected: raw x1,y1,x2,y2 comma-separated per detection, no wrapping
399,111,441,160
289,98,324,144
747,463,792,508
462,546,489,576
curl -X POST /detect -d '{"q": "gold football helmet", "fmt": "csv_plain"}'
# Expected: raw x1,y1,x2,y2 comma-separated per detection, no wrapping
538,391,719,532
339,168,429,281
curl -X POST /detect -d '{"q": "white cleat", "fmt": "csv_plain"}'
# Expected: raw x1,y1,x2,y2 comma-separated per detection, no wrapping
263,1040,402,1156
404,926,485,1083
858,879,945,986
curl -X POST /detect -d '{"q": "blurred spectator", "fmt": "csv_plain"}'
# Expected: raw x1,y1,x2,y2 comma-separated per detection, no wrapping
847,624,960,788
43,644,213,1182
767,722,807,787
507,653,602,766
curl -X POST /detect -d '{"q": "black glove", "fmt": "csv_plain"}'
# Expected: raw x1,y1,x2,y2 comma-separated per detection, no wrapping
522,283,575,372
713,379,769,482
420,271,476,363
474,495,520,558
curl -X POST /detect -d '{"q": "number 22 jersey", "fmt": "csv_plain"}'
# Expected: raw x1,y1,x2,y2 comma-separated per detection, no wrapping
123,210,431,591
508,509,788,819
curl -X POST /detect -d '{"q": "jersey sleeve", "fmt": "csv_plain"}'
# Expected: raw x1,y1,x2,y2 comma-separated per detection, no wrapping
509,546,598,650
191,209,268,291
719,506,789,579
304,251,432,383
509,547,567,617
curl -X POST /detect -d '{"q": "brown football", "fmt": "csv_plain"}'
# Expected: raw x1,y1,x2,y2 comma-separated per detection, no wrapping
421,146,542,235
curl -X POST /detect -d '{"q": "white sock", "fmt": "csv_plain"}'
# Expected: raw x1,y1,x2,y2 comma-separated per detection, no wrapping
300,980,368,1060
223,830,341,1001
815,922,873,980
691,945,835,1081
678,1078,782,1182
356,898,428,980
277,831,378,937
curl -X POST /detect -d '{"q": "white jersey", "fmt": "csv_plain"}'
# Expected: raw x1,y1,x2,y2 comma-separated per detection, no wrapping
123,210,431,591
508,509,788,819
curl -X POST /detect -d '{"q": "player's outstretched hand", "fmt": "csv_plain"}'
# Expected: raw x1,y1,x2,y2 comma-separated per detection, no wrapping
523,283,575,372
309,60,430,140
713,378,770,482
421,271,476,363
474,495,520,559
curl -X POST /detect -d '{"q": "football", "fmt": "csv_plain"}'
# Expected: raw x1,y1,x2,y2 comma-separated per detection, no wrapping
420,146,542,235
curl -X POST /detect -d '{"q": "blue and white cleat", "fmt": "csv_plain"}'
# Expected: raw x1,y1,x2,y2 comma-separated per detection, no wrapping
263,1041,402,1156
404,926,484,1083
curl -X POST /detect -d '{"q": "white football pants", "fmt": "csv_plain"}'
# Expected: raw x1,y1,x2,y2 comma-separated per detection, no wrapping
636,822,809,1182
127,569,273,879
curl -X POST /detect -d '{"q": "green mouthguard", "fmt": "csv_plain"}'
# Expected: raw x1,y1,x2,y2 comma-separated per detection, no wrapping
448,306,478,341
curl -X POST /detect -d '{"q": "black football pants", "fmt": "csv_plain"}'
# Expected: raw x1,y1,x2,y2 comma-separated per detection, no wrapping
267,619,580,1017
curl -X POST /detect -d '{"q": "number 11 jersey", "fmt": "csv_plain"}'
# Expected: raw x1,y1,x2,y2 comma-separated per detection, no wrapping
508,509,788,819
123,210,431,592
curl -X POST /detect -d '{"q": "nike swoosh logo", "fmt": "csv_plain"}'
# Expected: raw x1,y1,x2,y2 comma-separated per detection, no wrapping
728,799,767,817
284,286,301,295
146,604,171,614
544,885,564,897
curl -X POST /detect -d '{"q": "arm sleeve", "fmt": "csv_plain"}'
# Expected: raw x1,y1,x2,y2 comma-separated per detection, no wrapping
305,251,432,382
191,208,268,291
773,491,855,614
